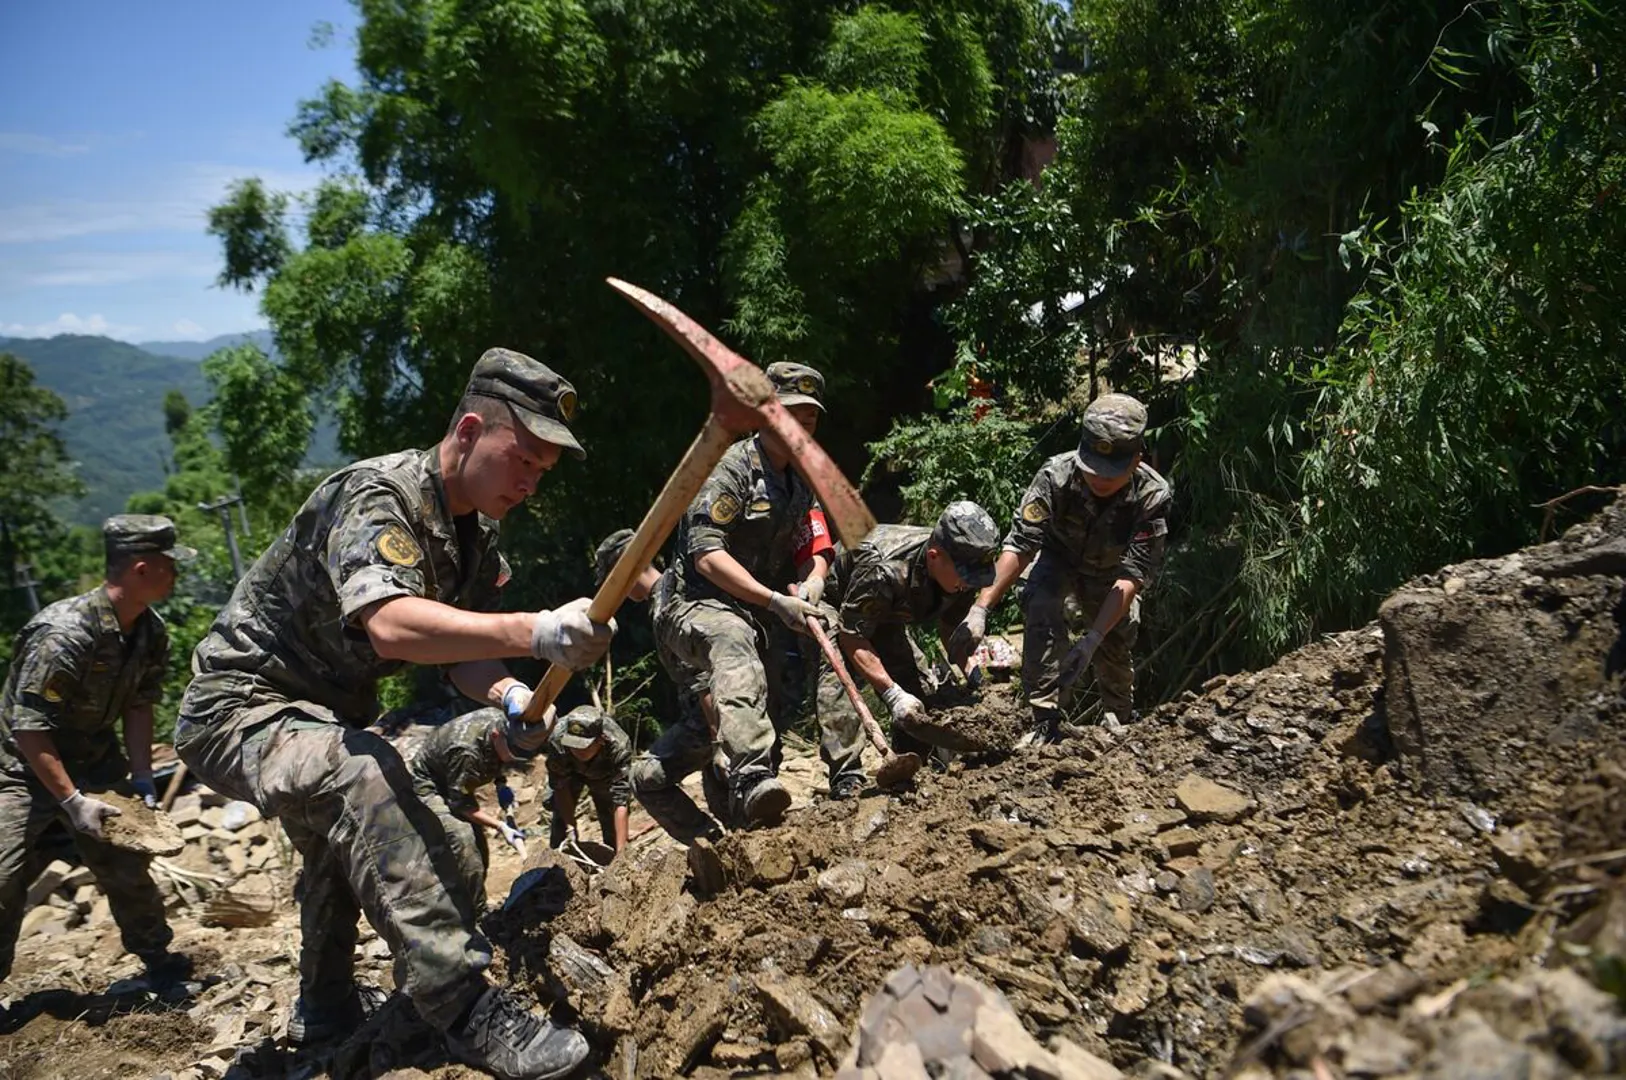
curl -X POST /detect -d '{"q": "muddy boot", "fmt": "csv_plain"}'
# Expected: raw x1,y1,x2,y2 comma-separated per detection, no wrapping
135,949,196,997
734,773,791,829
829,774,864,801
686,837,727,897
287,982,390,1046
444,984,589,1080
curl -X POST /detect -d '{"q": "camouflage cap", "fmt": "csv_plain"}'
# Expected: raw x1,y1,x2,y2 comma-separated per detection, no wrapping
104,514,197,563
594,528,634,588
465,347,585,460
1076,393,1147,479
765,362,826,413
930,500,999,590
557,705,606,750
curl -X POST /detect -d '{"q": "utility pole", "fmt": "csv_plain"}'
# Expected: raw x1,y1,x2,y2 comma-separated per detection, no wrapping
233,476,252,539
198,493,246,582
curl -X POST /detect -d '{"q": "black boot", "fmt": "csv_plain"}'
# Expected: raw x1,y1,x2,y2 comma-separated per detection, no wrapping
444,984,589,1080
287,982,389,1046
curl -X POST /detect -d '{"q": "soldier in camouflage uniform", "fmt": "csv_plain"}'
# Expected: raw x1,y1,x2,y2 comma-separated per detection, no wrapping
0,515,195,988
393,704,532,914
949,394,1172,742
174,350,612,1080
541,706,632,855
818,502,999,759
591,528,730,845
651,363,864,829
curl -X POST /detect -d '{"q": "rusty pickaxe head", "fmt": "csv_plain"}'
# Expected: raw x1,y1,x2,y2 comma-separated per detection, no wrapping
607,277,876,548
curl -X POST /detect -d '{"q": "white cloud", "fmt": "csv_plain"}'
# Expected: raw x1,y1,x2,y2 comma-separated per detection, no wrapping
0,312,143,340
0,132,91,156
0,163,325,244
170,318,206,338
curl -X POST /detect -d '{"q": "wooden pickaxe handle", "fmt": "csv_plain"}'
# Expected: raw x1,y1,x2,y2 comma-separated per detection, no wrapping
804,615,893,759
523,416,734,721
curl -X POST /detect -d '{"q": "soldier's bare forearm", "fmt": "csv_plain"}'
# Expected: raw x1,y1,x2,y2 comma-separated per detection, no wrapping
1089,578,1139,637
358,596,533,664
15,730,76,801
976,549,1033,610
466,807,504,831
695,550,776,608
613,805,629,851
838,631,894,692
123,706,155,780
449,660,523,708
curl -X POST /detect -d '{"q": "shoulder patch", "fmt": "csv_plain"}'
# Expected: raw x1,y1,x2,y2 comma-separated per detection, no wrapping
41,682,63,704
1021,502,1050,524
709,493,742,525
376,524,423,567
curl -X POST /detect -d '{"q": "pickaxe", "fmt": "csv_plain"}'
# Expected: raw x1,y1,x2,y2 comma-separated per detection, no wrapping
803,616,923,789
521,278,878,724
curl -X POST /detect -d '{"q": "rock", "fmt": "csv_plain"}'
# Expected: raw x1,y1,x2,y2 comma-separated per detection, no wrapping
1379,535,1626,805
1339,1016,1418,1076
1489,826,1549,889
218,800,261,831
1068,893,1132,959
966,821,1035,853
201,876,277,928
853,804,889,843
1174,774,1254,823
1049,1036,1126,1080
971,1002,1059,1076
1344,961,1423,1013
168,793,203,827
20,906,69,938
26,860,76,908
1177,868,1216,914
1153,871,1179,893
721,833,801,888
1421,1010,1557,1080
1155,827,1204,862
548,933,627,1024
1244,974,1356,1065
818,859,869,905
1525,968,1626,1070
873,1038,929,1080
712,1041,766,1067
755,972,845,1056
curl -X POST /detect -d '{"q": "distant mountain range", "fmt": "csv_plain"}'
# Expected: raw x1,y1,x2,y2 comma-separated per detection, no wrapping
0,331,337,525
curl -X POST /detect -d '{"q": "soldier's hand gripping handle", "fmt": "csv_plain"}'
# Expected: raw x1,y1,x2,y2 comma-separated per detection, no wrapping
767,591,825,635
531,597,616,670
60,789,121,840
880,684,927,724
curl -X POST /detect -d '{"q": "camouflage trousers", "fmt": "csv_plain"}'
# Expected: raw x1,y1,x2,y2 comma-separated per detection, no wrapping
1020,552,1141,723
545,775,620,849
656,597,864,797
432,809,491,916
630,716,731,843
175,711,489,1029
0,773,171,981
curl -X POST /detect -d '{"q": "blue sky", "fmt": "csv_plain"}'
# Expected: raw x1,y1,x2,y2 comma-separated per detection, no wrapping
0,0,356,343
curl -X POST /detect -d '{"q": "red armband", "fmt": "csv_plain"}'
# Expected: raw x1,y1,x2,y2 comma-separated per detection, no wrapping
793,509,834,566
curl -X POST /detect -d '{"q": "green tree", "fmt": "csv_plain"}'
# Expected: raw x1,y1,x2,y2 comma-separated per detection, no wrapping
0,354,87,657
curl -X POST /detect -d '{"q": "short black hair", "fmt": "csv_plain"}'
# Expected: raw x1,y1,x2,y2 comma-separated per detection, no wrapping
445,394,513,438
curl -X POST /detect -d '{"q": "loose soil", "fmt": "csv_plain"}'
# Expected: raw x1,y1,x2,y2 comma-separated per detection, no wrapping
3,502,1623,1079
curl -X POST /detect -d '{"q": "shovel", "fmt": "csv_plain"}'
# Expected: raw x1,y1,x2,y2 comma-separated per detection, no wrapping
804,616,922,790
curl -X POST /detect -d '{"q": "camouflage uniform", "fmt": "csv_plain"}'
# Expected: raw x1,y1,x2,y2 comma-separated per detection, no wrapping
175,434,520,1028
396,706,512,913
820,521,987,757
542,707,632,848
1005,398,1172,724
653,425,864,805
633,568,733,841
0,581,173,979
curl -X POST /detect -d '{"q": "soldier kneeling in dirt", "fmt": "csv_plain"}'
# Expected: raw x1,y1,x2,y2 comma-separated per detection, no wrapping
818,501,1001,761
0,515,196,993
386,702,539,913
541,705,631,857
949,393,1172,743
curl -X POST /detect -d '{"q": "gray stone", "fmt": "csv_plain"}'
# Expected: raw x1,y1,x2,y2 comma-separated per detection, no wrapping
1177,868,1216,914
818,859,870,906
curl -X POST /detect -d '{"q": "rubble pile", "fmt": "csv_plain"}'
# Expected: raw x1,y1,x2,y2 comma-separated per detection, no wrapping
1,501,1621,1079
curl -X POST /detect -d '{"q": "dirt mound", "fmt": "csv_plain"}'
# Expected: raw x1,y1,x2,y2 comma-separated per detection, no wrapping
2,502,1621,1079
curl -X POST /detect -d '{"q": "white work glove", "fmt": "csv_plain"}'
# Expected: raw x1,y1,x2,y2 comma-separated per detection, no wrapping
947,604,988,667
61,790,121,840
531,598,616,670
880,684,926,724
1060,629,1104,688
131,775,159,810
498,822,528,858
796,575,826,608
767,591,826,635
502,684,553,754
